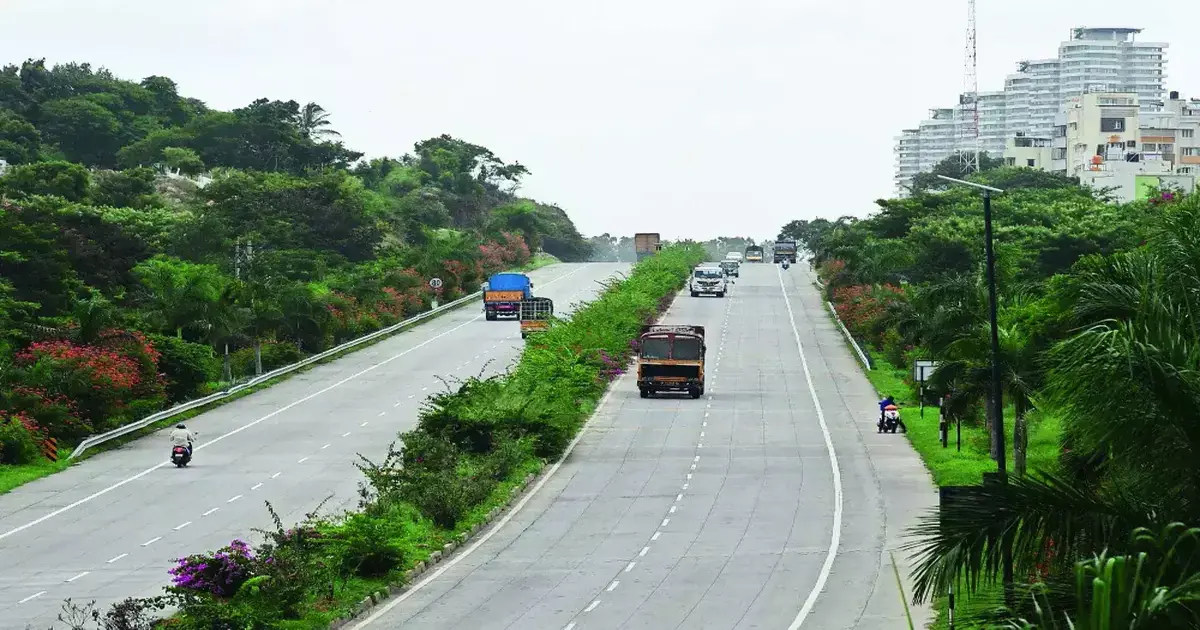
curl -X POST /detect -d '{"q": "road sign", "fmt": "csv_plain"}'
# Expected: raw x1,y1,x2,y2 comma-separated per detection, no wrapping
913,359,940,383
429,277,443,289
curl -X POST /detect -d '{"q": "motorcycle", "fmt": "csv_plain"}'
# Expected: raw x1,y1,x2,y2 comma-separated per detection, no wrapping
781,260,790,270
171,442,195,467
878,407,902,433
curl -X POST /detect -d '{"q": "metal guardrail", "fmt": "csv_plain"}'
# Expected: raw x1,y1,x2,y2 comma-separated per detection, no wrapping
825,300,874,370
68,290,485,459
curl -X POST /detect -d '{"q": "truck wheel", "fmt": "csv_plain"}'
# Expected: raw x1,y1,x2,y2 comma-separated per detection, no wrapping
639,388,649,399
521,332,527,339
689,388,701,399
716,292,725,298
691,291,699,297
699,386,705,396
485,312,497,321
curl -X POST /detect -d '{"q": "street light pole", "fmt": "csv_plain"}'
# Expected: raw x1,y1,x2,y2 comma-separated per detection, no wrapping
937,174,1012,599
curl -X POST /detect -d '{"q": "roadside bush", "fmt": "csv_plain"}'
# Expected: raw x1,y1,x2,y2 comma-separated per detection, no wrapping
0,413,42,465
169,540,255,597
327,512,405,578
14,340,144,428
148,333,220,402
229,341,305,379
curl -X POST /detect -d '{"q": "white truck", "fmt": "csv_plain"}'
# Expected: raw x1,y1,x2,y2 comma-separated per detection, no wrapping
690,264,728,298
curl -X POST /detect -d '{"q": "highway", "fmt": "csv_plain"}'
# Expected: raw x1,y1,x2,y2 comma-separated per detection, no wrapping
0,263,628,629
348,263,936,629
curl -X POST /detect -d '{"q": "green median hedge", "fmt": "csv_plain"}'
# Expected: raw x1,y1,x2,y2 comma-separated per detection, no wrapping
104,243,705,629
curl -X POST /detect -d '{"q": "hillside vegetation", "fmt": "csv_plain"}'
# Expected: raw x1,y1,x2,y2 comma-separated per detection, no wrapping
793,153,1200,627
0,58,590,475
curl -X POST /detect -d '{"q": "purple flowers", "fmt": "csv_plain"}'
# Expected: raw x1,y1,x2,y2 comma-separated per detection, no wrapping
169,539,254,597
596,349,627,381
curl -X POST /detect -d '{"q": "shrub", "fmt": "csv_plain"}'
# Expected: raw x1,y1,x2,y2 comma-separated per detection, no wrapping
0,413,42,465
169,540,255,597
229,341,305,379
327,512,405,578
5,385,90,441
15,339,143,427
148,333,220,402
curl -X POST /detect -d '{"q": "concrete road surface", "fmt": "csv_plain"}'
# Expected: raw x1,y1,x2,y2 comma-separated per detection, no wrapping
349,263,936,630
0,263,629,629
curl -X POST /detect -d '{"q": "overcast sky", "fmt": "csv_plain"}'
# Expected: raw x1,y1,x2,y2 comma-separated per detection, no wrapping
2,1,1198,241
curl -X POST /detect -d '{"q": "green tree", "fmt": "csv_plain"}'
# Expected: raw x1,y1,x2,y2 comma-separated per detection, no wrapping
0,160,90,201
37,96,125,167
909,151,1006,193
162,146,205,176
0,109,40,164
132,255,229,339
296,102,339,140
90,167,162,209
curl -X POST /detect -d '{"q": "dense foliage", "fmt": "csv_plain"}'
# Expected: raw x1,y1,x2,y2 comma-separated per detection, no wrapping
793,153,1200,626
90,244,703,628
0,58,592,468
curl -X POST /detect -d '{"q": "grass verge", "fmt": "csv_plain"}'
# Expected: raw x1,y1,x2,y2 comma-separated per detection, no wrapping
0,261,564,496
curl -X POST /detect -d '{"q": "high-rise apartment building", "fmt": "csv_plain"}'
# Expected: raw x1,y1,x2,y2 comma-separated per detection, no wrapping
893,27,1168,194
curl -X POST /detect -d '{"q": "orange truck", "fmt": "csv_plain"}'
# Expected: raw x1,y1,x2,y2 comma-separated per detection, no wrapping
635,324,707,399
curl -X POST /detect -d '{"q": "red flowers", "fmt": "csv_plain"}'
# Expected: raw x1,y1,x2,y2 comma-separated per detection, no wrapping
832,284,905,347
18,340,143,390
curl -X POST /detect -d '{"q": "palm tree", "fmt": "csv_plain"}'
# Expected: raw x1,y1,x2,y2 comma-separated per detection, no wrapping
296,102,340,140
905,196,1200,623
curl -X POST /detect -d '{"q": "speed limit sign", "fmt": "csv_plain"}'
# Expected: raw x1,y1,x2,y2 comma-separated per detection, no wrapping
429,278,443,289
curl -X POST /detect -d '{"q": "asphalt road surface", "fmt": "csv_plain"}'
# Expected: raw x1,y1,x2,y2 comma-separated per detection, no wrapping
0,263,628,629
348,263,936,630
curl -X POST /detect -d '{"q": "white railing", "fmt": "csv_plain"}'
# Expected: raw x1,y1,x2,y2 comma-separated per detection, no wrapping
68,291,484,459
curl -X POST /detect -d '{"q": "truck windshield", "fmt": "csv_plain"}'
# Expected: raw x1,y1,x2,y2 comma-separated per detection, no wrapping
672,338,703,361
694,269,722,279
640,337,671,359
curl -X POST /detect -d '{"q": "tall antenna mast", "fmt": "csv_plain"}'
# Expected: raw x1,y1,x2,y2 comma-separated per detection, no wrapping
957,0,981,174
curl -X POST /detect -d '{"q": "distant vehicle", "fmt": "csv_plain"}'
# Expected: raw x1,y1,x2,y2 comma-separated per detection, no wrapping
519,297,554,339
483,273,533,321
635,233,662,261
744,246,764,262
719,260,740,277
690,265,727,297
773,239,798,264
725,252,743,261
636,324,706,399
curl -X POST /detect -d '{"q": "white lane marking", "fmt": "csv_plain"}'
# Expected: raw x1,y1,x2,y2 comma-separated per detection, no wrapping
779,266,844,630
422,386,428,391
332,265,621,630
694,455,700,462
703,421,707,427
700,431,705,438
202,507,219,517
606,580,620,592
174,521,191,530
676,494,683,502
342,432,352,437
394,401,402,407
106,553,127,564
669,505,677,514
651,531,661,541
687,473,693,480
683,483,690,489
697,444,704,449
640,546,650,557
271,472,282,479
0,264,588,544
378,411,386,416
361,421,369,427
141,536,161,547
227,494,243,503
661,518,670,527
251,483,263,490
564,624,576,630
19,591,45,604
298,457,309,463
625,561,637,572
585,600,601,613
65,571,89,582
321,443,331,450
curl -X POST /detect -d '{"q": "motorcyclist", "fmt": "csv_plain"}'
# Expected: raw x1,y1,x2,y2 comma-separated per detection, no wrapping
782,259,790,270
169,423,196,457
877,395,895,432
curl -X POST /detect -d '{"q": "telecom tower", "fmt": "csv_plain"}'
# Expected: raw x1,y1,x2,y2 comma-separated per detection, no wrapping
957,0,981,174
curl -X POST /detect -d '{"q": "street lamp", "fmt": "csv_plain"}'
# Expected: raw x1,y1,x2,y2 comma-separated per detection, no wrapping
936,174,1012,601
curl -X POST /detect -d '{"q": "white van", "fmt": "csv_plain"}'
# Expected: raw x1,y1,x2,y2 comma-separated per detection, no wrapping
690,265,727,297
726,252,743,261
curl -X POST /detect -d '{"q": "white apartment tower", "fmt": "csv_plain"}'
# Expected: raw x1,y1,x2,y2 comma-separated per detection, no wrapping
894,27,1168,193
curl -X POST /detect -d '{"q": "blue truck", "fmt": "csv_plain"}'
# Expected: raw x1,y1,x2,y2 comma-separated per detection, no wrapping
483,272,533,320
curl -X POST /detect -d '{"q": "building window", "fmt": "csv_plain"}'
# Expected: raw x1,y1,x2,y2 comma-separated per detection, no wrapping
1183,148,1200,157
1183,129,1196,138
1052,148,1067,160
1026,159,1036,167
1005,157,1015,166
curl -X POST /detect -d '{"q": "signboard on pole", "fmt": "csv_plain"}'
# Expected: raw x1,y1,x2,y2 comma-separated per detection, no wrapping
429,278,443,290
913,359,940,383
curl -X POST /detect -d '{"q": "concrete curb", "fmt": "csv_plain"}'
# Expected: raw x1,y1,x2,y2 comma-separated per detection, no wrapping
327,470,541,629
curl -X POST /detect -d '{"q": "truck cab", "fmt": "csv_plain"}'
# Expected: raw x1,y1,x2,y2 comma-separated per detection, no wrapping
636,325,706,399
483,273,533,320
519,297,554,339
773,240,798,264
690,265,727,297
745,246,764,262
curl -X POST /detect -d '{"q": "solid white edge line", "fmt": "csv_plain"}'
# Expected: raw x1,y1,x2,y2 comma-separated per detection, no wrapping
344,266,631,630
779,265,844,630
0,265,592,543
